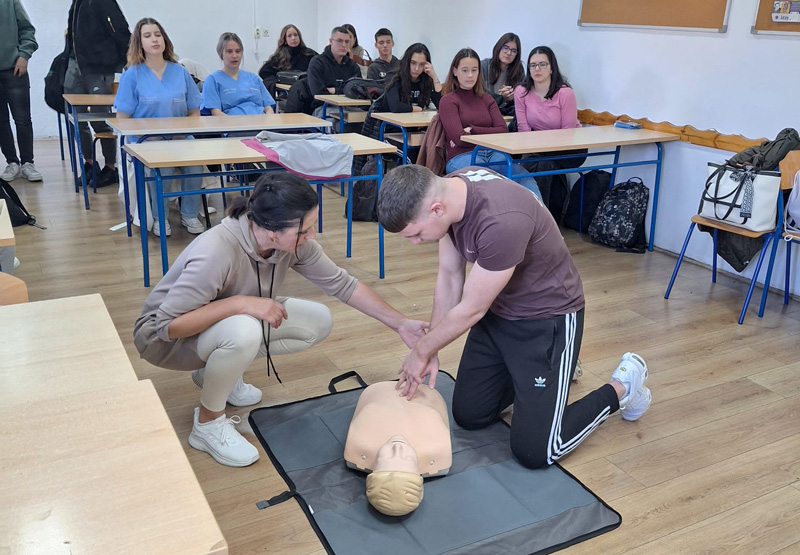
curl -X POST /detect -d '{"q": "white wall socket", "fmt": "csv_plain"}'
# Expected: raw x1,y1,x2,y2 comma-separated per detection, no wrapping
254,26,261,39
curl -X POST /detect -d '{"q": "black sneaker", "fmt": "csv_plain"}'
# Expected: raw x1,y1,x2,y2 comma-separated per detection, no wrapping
95,166,119,188
82,161,100,186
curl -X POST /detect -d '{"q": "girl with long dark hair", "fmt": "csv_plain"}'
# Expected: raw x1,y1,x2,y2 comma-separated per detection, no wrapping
258,24,317,81
383,43,443,113
480,33,524,116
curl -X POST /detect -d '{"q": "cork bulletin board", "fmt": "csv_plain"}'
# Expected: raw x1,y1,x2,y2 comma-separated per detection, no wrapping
752,0,800,34
578,0,731,32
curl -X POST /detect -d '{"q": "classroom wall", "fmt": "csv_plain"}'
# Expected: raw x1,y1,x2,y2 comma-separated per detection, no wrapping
318,0,800,298
23,0,318,138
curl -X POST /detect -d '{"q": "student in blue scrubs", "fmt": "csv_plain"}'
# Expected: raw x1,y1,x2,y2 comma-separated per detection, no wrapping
114,17,204,238
202,32,276,116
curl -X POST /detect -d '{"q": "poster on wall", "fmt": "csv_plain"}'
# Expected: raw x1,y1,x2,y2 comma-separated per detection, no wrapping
772,1,800,22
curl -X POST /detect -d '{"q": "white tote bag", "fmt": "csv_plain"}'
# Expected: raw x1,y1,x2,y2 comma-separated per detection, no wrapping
698,162,781,232
784,170,800,236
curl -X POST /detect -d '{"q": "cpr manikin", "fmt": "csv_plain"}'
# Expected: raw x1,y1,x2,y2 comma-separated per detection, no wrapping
344,381,452,516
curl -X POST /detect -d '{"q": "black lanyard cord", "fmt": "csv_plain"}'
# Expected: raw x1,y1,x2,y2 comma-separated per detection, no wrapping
256,263,282,385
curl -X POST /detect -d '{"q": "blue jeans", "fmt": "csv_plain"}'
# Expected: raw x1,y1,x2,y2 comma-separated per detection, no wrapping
147,165,203,220
0,70,33,164
447,150,542,200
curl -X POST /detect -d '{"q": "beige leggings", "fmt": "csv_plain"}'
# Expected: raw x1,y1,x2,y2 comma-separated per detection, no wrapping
196,298,332,411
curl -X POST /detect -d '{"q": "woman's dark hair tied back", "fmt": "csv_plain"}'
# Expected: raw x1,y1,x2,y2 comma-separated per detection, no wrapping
228,172,318,231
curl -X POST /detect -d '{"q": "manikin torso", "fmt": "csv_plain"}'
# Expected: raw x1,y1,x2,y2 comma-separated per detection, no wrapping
344,382,452,477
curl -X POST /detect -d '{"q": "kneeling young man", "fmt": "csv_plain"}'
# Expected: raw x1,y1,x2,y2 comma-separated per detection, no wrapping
377,164,652,468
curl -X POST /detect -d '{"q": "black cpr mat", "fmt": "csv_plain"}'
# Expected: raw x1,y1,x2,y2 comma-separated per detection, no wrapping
249,372,621,554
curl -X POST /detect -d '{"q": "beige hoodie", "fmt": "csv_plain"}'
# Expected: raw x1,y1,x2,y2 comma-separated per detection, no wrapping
133,215,357,370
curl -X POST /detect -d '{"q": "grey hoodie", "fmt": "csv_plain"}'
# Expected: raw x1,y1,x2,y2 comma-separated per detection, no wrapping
133,215,357,370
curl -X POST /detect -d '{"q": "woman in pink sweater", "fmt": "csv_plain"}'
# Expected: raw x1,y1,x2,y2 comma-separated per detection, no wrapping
513,46,586,222
439,48,540,198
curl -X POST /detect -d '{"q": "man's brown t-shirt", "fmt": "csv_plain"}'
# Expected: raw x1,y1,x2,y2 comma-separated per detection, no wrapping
447,167,584,320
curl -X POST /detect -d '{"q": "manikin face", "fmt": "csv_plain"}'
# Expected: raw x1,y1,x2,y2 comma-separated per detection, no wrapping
140,24,164,58
375,35,394,58
453,56,480,91
498,41,518,67
255,207,318,255
529,53,552,85
222,40,242,72
409,52,427,81
285,27,300,48
374,435,418,474
330,31,351,58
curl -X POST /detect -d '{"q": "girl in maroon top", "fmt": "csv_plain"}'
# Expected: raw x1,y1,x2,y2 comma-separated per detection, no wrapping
439,48,541,199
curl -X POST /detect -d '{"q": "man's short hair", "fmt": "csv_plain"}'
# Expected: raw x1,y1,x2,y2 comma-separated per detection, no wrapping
374,28,393,41
377,165,437,233
331,26,349,38
366,471,423,516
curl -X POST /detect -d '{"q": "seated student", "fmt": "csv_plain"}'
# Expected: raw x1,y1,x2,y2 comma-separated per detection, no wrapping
257,24,317,95
383,43,442,113
367,28,399,81
114,17,204,238
439,48,540,198
202,32,275,116
480,33,524,117
342,23,370,77
513,46,586,222
344,381,451,516
307,26,361,119
134,173,429,468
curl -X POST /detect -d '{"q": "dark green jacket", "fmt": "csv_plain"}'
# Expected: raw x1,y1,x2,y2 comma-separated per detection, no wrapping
0,0,37,71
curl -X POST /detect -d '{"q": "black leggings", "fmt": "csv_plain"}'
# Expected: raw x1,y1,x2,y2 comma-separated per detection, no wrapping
452,309,619,468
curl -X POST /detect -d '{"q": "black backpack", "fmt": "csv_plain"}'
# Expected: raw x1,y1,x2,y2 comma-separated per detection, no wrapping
0,179,39,227
284,78,314,115
344,156,380,222
44,47,69,114
343,78,384,100
588,177,648,253
563,170,611,233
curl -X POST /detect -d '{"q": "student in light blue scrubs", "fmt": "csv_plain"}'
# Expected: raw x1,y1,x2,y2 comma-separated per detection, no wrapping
202,32,276,116
114,17,205,238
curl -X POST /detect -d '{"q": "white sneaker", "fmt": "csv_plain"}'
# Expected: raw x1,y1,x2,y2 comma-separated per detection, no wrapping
191,368,263,407
153,220,171,237
20,162,42,182
188,407,259,467
1,162,20,181
181,216,205,234
611,352,651,422
200,206,217,217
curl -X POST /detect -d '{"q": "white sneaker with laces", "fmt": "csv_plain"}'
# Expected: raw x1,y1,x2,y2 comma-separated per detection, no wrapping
153,220,171,237
20,162,42,182
191,368,263,407
181,216,205,234
611,352,651,421
1,162,20,181
188,407,259,467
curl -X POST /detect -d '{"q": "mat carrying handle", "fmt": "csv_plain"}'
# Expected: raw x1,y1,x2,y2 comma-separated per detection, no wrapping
328,371,368,394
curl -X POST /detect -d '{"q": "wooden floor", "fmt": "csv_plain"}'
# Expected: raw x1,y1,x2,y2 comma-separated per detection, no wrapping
11,138,800,554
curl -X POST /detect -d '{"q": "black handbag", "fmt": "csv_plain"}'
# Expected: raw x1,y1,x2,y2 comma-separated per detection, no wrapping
277,70,307,85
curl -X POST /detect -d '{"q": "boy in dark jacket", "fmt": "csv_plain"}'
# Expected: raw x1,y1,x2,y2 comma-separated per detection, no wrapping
65,0,130,187
307,26,360,116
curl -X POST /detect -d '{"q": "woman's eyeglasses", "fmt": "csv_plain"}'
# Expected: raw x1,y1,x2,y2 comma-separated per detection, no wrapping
529,62,550,70
500,45,518,56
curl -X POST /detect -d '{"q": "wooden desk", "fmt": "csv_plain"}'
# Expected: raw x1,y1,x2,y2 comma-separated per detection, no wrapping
124,134,396,285
372,111,438,162
62,94,118,210
0,379,227,555
275,83,291,91
314,95,370,132
110,113,331,237
108,113,330,137
1,294,137,407
0,199,14,275
462,126,680,250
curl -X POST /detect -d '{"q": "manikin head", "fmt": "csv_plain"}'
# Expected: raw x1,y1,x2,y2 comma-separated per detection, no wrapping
365,435,424,516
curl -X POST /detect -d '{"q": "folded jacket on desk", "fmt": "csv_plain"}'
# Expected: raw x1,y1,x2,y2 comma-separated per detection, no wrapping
242,131,354,180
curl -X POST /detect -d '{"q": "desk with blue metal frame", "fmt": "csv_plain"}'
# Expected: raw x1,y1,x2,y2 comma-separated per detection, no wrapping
124,134,395,286
461,125,680,251
314,94,370,132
